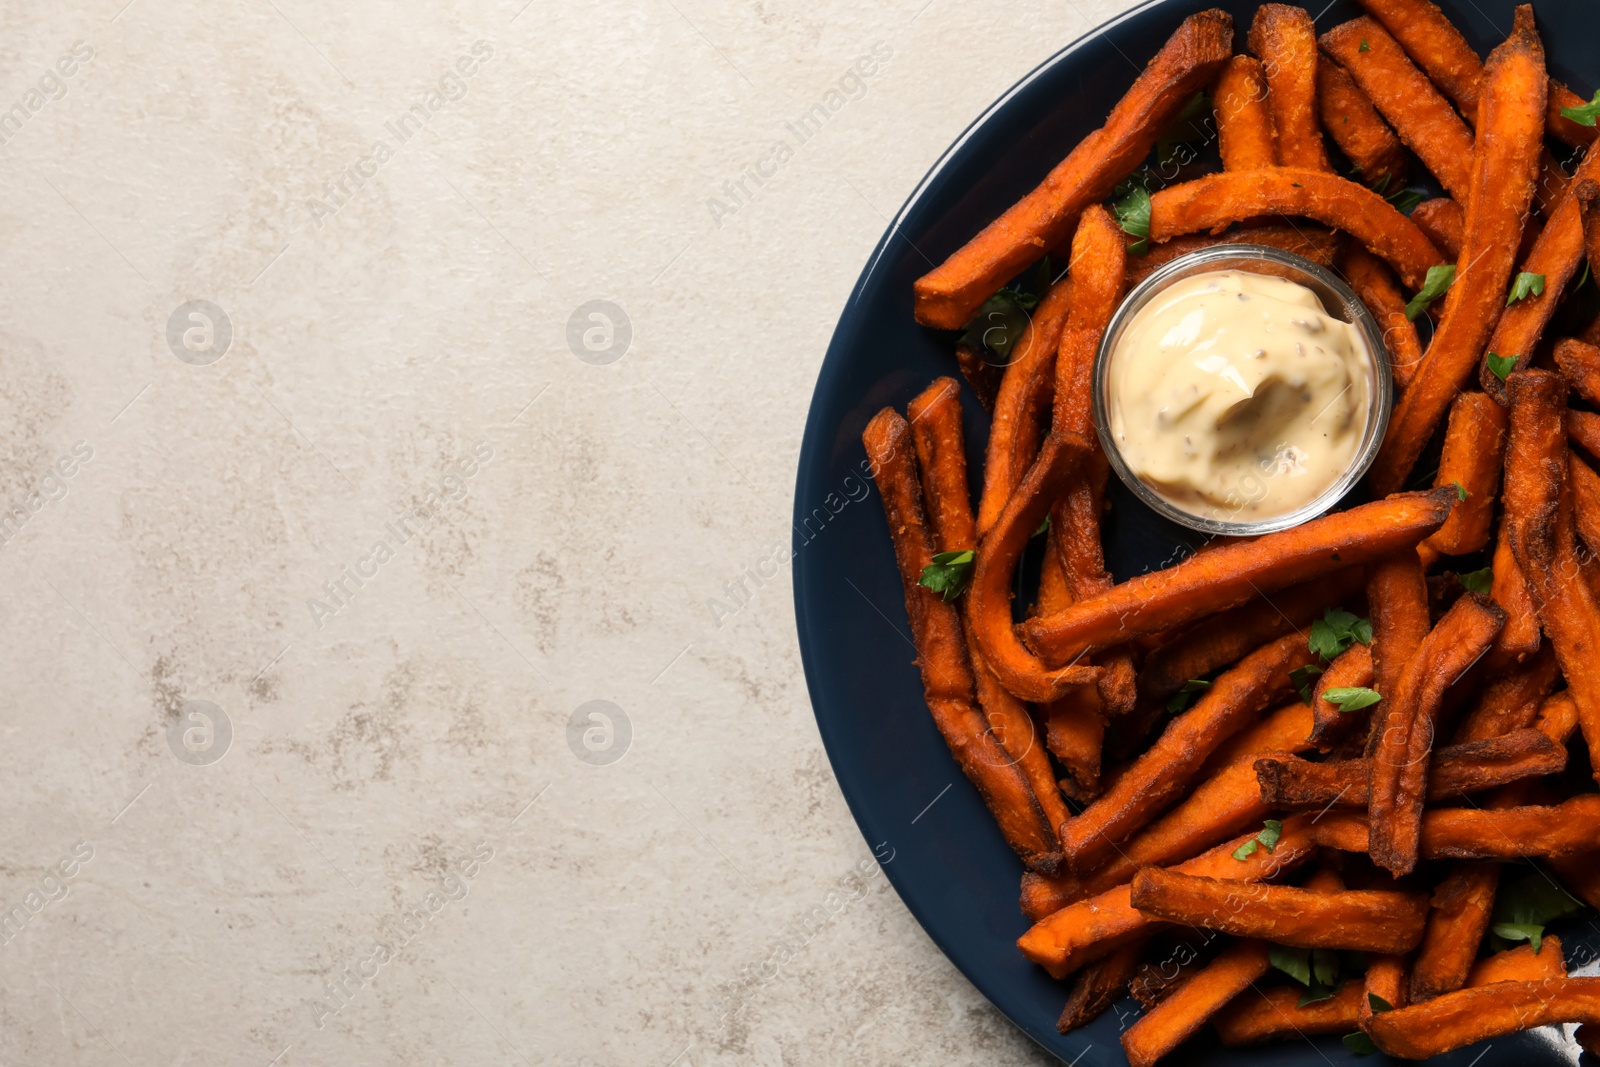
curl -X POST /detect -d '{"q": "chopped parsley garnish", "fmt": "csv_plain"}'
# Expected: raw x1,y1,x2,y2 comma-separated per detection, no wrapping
1486,352,1518,382
1452,480,1468,501
1459,567,1493,594
1489,870,1587,954
1405,264,1456,320
1561,88,1600,127
1387,188,1426,213
918,550,974,601
1233,819,1283,860
1113,179,1153,255
1291,663,1325,704
1507,271,1546,305
958,287,1039,361
1166,678,1212,714
1359,39,1371,51
1309,608,1373,660
1323,686,1383,712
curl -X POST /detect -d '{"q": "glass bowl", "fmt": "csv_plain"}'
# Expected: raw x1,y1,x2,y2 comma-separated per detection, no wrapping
1092,243,1393,536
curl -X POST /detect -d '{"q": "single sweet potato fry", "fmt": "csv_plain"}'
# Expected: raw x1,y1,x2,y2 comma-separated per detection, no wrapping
1250,6,1329,170
1125,224,1341,287
1256,726,1566,806
1411,197,1464,260
1320,18,1475,200
1354,0,1595,149
1212,55,1276,170
1018,817,1316,978
912,11,1233,330
976,277,1074,536
1122,938,1270,1067
1423,392,1509,555
908,378,1072,839
1535,691,1581,746
1135,571,1361,727
1049,208,1135,715
1455,644,1559,744
1060,635,1316,872
1467,937,1566,987
969,434,1101,703
1129,869,1429,952
1308,642,1375,753
1043,686,1106,802
1201,701,1315,776
1365,977,1600,1059
1488,508,1543,667
1214,977,1364,1046
1556,337,1600,405
1572,409,1600,462
1057,940,1145,1033
1570,451,1600,560
863,409,1061,871
1361,955,1409,1029
1128,931,1218,1009
1339,245,1423,388
1582,178,1600,287
1478,159,1600,404
1506,371,1600,780
1318,61,1407,188
1409,863,1500,1002
1366,549,1430,706
1370,10,1547,493
1148,168,1443,289
1312,794,1600,859
1053,205,1126,441
1367,593,1507,875
1023,489,1456,667
952,343,1002,413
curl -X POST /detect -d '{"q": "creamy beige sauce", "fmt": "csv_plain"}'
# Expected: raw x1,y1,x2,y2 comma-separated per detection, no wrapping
1106,270,1373,521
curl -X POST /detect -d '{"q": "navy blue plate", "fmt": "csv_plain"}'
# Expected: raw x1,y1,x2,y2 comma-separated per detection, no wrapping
792,1,1599,1063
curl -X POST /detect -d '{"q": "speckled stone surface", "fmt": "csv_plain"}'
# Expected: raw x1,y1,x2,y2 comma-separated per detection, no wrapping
0,1,1139,1063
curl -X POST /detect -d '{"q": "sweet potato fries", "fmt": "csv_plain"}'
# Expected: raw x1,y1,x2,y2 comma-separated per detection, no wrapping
863,1,1600,1061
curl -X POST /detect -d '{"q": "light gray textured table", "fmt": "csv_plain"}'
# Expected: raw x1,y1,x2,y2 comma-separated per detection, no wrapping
0,0,1139,1062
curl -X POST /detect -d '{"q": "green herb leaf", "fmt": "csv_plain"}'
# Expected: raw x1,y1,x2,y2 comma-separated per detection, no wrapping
1291,663,1325,704
1486,352,1518,382
957,288,1038,360
1405,264,1456,320
1561,88,1600,127
1507,271,1547,305
1309,608,1373,660
1166,678,1212,714
1368,993,1394,1013
1359,38,1371,51
1580,262,1593,290
1493,921,1547,953
1270,944,1311,985
1235,819,1282,860
1298,981,1336,1007
1488,871,1587,956
1452,480,1469,501
1113,180,1153,255
1323,686,1383,712
1459,567,1493,594
1033,515,1050,538
918,550,974,601
1343,1032,1379,1055
1388,188,1426,214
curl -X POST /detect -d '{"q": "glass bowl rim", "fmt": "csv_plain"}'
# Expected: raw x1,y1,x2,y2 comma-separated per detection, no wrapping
1091,243,1394,537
